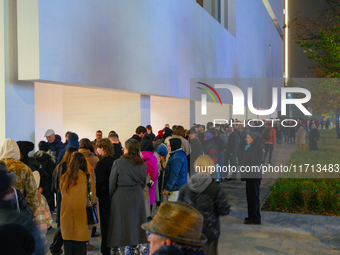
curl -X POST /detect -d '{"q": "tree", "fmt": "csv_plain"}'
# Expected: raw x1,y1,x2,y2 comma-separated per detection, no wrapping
290,0,340,120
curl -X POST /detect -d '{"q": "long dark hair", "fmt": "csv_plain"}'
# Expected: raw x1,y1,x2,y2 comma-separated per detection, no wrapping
60,152,88,193
55,147,78,191
121,139,144,165
79,138,95,153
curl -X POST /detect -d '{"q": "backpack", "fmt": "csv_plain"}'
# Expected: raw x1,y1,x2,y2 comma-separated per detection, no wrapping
263,128,271,140
209,148,218,163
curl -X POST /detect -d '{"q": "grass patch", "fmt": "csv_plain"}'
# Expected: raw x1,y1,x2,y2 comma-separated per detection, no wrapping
263,129,340,216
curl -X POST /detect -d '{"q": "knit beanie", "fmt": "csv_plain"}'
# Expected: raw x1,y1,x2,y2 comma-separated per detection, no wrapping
38,141,49,152
156,143,168,157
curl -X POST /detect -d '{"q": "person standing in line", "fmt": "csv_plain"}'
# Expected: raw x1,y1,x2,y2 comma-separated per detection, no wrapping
95,138,118,255
296,125,307,151
225,125,240,180
108,139,148,254
93,130,103,143
163,138,188,201
44,129,65,159
0,167,44,255
131,126,147,142
50,147,78,255
145,125,156,141
188,127,204,176
178,155,230,255
57,132,79,164
0,138,39,215
60,152,96,255
64,131,72,147
142,202,207,255
261,122,276,165
34,141,56,212
17,141,42,172
241,132,263,225
141,140,159,220
108,133,124,158
78,138,100,250
309,124,320,151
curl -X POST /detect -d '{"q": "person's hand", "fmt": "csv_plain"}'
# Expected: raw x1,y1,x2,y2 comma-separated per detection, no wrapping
163,190,168,195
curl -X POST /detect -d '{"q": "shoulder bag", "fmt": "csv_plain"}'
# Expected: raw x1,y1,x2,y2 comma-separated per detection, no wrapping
86,174,99,225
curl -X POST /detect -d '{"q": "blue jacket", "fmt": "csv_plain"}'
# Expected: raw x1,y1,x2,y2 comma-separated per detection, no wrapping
48,135,64,159
164,148,188,192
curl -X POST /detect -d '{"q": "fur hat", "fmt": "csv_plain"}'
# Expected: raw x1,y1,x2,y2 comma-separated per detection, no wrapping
142,202,207,246
17,141,34,156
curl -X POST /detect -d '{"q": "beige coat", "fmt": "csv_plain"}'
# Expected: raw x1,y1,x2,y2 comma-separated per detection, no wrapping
296,128,307,145
60,171,96,241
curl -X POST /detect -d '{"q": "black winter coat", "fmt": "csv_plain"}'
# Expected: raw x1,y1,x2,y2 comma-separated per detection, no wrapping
226,132,239,155
309,128,320,151
34,151,56,210
240,137,263,180
21,156,41,172
178,180,230,241
51,161,68,224
95,156,119,200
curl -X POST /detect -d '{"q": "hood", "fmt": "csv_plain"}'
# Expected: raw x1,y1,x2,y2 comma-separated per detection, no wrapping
188,174,212,193
52,134,62,144
65,140,79,150
141,151,154,161
34,151,56,163
0,139,20,160
169,148,183,156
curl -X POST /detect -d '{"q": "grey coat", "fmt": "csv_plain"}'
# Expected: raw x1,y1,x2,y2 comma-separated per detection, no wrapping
107,158,148,247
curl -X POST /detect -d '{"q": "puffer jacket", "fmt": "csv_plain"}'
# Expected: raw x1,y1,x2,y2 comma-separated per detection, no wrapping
48,134,64,159
178,174,230,241
164,148,188,192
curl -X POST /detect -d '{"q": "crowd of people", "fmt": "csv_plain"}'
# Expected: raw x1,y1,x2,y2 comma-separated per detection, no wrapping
0,117,329,255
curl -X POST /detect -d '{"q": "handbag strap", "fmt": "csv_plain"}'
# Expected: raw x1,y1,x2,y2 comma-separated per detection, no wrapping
13,187,20,213
86,174,92,207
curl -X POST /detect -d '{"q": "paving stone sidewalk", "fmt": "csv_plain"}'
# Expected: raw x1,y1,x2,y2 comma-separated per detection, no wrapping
46,142,340,254
218,142,340,255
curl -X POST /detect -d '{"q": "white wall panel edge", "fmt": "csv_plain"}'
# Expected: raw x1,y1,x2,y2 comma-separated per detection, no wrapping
17,0,39,80
0,0,5,143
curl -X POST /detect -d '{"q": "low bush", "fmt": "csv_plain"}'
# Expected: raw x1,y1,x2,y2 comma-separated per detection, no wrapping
263,129,340,215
